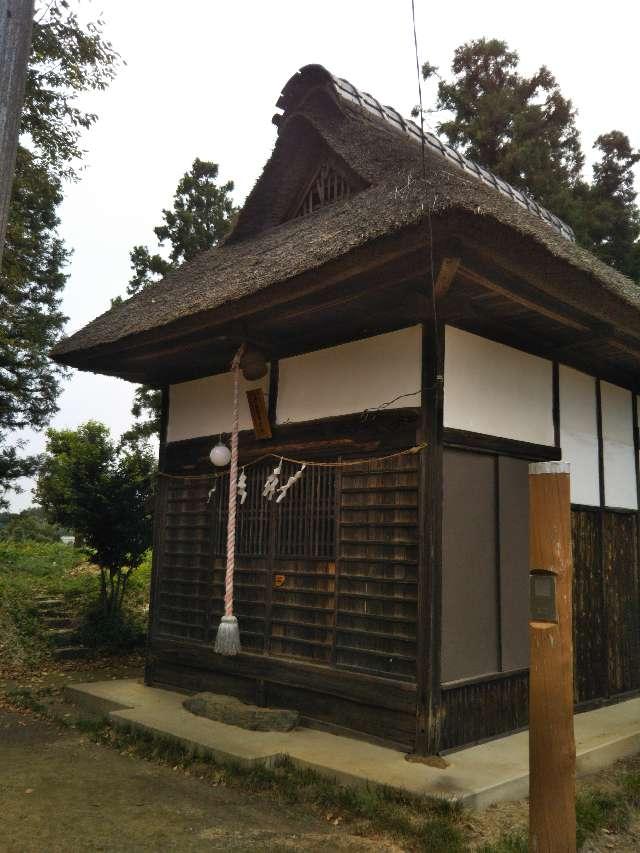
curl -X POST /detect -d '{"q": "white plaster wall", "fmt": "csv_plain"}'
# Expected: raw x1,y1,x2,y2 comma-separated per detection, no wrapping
443,326,555,445
167,369,270,442
276,326,422,424
559,365,600,506
601,381,637,509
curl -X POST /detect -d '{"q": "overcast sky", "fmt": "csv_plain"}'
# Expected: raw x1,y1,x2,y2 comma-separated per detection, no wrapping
8,0,639,510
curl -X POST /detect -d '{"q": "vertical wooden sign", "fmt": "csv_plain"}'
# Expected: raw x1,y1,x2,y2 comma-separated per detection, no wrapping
246,388,272,439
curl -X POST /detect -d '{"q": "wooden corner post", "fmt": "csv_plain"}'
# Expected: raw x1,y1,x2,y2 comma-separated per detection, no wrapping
529,461,576,852
415,320,444,757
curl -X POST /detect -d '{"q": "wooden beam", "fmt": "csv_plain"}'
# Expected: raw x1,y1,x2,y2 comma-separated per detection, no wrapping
458,265,587,332
434,257,460,299
145,386,169,685
444,428,561,462
609,338,640,363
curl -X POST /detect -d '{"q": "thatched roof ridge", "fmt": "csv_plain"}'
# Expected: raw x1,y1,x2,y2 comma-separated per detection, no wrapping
52,64,640,364
276,65,575,241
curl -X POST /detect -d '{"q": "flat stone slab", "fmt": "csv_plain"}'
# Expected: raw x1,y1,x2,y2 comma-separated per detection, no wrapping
65,679,640,811
183,692,299,732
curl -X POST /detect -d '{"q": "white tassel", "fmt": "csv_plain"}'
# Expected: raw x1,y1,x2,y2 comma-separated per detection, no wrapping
263,458,282,500
237,469,247,505
214,615,241,656
276,464,306,503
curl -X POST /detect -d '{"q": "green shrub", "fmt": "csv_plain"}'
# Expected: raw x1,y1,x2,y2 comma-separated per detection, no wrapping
77,604,146,653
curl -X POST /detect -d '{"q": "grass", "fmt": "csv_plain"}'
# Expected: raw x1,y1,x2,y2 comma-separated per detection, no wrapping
81,720,466,852
575,787,631,847
620,770,640,807
478,831,528,852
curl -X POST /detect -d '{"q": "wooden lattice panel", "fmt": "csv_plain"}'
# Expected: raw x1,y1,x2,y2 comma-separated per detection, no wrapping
153,453,420,680
335,454,419,679
269,463,337,663
156,477,216,642
294,162,351,218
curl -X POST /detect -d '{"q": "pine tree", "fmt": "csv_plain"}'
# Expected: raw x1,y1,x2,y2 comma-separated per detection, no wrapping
121,159,237,441
586,132,640,278
419,38,640,282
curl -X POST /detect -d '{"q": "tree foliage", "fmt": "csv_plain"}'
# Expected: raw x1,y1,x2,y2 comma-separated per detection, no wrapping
0,1,119,507
122,159,237,440
36,421,155,615
587,132,640,279
419,38,640,281
0,507,62,543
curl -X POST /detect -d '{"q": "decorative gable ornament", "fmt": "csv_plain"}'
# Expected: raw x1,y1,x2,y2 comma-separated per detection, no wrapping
294,162,352,219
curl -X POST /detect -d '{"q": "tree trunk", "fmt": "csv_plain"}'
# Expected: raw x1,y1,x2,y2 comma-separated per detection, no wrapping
0,0,34,266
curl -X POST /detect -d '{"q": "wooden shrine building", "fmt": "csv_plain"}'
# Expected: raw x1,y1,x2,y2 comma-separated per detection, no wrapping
53,65,640,755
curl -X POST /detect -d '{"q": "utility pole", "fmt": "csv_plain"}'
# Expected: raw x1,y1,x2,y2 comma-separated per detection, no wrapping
529,461,576,852
0,0,34,267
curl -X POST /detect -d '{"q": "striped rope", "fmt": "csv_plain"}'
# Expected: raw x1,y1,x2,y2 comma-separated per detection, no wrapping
223,345,244,617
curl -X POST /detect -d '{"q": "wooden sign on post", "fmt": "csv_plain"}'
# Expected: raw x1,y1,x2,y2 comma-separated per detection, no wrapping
246,388,272,439
529,461,576,852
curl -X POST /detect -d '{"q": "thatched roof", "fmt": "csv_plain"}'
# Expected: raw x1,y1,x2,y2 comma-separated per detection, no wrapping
52,64,640,367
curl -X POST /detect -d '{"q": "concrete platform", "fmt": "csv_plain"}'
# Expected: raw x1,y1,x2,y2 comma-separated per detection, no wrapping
65,678,640,811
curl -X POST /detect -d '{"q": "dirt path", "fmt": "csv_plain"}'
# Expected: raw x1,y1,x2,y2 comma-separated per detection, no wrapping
0,707,395,853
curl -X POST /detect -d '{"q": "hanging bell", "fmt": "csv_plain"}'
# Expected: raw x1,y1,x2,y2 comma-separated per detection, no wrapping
240,346,268,381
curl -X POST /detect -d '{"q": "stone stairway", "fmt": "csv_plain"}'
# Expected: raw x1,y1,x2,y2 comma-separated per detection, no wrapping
35,596,89,661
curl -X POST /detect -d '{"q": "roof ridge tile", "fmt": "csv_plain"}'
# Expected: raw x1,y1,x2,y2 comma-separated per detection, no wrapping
326,69,575,242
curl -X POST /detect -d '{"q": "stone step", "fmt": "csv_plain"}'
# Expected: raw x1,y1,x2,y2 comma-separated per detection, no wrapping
183,692,300,732
46,628,79,646
52,644,90,661
38,607,73,618
41,616,76,629
35,595,66,610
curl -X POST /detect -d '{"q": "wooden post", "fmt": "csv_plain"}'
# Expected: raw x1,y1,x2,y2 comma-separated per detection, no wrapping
0,0,34,266
529,461,576,853
415,320,444,757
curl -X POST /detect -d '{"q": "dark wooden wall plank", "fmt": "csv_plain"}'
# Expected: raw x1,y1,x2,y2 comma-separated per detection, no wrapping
572,508,606,703
603,512,640,696
441,670,529,751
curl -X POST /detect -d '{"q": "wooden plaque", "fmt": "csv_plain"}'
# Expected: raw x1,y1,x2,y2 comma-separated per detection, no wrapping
246,388,272,439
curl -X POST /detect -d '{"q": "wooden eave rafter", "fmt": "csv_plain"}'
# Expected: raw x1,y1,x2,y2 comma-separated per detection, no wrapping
436,237,640,390
456,265,588,333
449,210,640,341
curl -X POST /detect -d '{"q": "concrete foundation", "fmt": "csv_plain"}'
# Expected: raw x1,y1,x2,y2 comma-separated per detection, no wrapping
65,679,640,811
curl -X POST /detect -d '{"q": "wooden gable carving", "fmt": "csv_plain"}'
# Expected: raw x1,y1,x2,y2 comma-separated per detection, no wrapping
292,161,352,219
